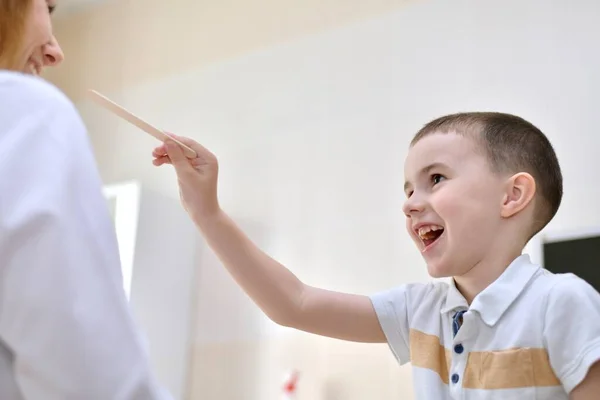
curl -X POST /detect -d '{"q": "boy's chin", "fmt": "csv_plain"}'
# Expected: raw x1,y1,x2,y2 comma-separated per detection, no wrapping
425,261,454,279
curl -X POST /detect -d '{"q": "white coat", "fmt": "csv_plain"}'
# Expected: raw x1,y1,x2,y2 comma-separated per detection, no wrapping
0,71,171,400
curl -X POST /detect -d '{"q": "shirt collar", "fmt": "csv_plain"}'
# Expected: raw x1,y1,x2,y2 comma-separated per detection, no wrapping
440,254,540,326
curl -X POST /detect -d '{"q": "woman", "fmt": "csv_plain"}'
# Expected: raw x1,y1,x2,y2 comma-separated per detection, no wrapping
0,1,171,398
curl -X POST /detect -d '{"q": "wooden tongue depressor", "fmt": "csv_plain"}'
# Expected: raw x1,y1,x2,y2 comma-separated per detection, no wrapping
88,89,197,158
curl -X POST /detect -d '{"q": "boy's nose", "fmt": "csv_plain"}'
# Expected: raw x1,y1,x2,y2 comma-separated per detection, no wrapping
402,194,426,217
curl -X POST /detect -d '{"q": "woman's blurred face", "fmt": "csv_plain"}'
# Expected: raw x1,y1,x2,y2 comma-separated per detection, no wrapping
20,0,64,75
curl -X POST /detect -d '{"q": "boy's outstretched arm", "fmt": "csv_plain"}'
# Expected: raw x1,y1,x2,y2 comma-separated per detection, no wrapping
152,136,386,343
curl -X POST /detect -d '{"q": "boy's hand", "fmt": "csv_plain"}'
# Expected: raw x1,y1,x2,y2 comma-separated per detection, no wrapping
152,135,220,222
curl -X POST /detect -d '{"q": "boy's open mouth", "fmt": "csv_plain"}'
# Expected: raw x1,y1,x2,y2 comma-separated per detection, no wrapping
417,225,444,249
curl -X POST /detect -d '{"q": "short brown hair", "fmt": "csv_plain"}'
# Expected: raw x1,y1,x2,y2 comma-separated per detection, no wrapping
0,0,33,70
411,112,563,237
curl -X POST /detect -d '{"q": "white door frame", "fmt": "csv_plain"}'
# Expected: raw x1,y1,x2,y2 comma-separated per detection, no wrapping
102,180,141,299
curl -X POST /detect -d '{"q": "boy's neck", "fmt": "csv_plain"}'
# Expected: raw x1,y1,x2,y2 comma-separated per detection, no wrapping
452,247,524,305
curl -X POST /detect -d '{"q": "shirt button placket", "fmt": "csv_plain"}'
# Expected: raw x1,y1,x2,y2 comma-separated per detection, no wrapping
450,310,468,398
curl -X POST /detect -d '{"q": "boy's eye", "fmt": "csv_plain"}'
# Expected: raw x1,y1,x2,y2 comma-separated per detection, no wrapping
431,174,445,185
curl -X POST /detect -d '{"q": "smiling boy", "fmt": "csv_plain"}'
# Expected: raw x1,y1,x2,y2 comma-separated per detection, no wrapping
154,111,600,399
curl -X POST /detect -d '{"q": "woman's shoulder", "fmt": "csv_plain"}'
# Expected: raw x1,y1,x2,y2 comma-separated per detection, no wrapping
0,71,74,113
0,71,88,156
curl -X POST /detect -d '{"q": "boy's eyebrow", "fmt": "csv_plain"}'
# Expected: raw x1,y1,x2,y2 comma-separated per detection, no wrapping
403,162,449,192
421,162,448,174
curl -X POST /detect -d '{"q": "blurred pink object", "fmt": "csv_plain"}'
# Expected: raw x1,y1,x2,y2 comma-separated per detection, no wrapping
282,370,299,399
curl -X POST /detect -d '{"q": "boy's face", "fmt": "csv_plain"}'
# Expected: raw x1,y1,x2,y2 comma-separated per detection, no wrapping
402,132,507,278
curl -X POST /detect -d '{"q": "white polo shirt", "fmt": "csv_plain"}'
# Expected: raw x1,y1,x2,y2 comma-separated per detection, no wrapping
371,254,600,399
0,72,171,399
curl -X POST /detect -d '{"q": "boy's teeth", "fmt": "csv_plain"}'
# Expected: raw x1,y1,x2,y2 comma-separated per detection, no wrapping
418,225,443,238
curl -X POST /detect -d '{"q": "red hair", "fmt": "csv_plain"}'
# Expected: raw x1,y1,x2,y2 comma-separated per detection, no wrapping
0,0,33,70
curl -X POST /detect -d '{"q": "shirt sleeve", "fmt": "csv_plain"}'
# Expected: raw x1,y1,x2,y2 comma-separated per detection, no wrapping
370,285,411,364
543,273,600,394
0,74,171,400
370,282,433,365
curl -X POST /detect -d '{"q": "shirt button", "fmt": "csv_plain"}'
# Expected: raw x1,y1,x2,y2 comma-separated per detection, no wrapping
454,344,464,354
451,373,460,384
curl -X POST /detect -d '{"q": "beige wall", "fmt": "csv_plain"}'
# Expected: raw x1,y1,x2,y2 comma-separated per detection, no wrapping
48,0,413,101
47,0,600,399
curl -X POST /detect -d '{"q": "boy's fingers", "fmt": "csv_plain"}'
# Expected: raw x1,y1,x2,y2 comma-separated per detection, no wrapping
164,133,215,160
153,145,167,157
152,155,171,166
165,141,196,175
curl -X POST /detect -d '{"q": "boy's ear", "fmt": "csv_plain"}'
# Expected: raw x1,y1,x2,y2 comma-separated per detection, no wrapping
501,172,536,218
